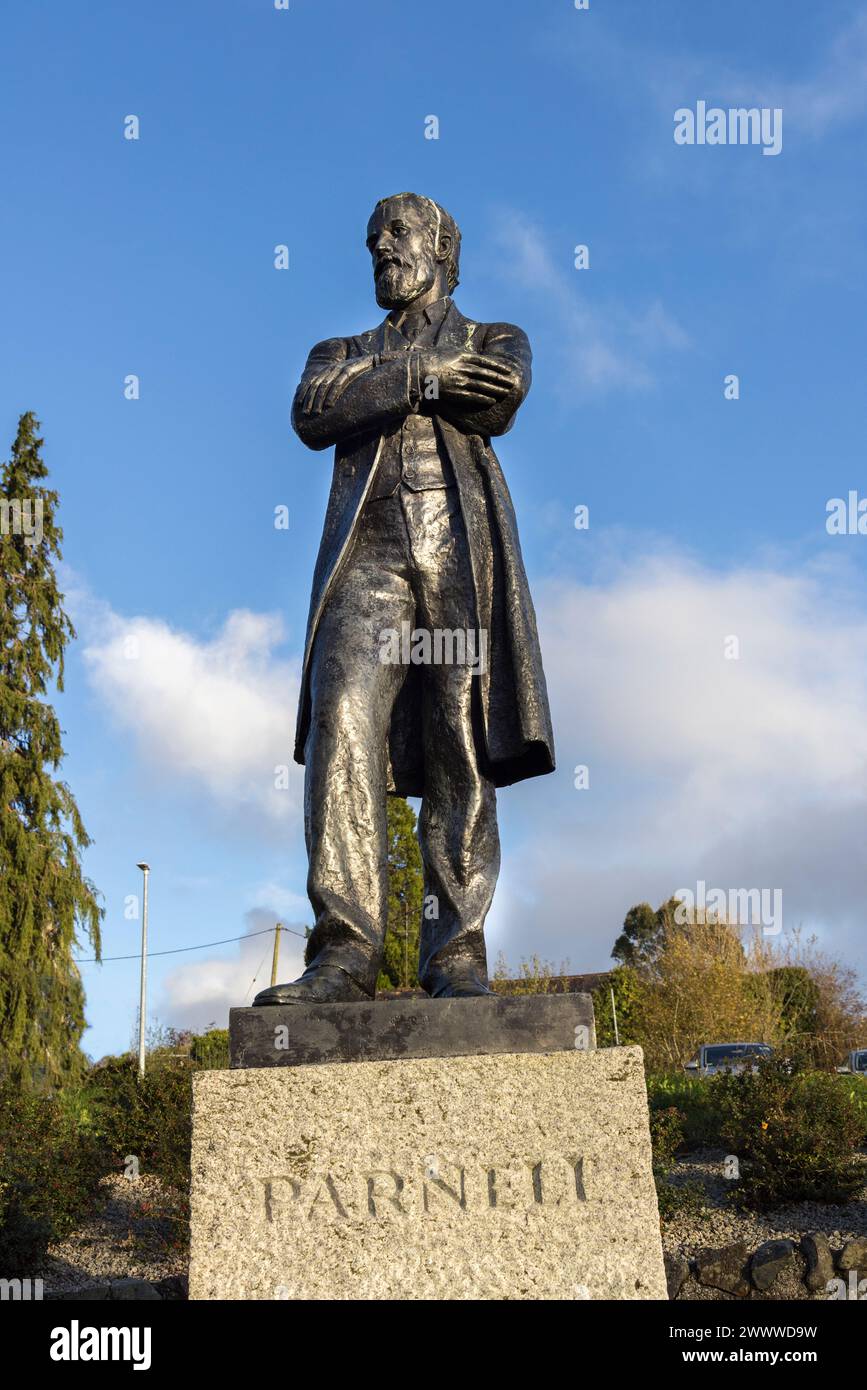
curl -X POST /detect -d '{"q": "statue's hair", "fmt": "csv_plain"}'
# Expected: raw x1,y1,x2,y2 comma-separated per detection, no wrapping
372,192,461,292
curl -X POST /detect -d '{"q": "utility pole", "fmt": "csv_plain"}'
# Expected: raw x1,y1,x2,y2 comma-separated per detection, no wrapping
270,922,282,986
135,862,150,1079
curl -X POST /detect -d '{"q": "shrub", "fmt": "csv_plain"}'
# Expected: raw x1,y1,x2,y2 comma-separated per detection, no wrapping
648,1104,710,1225
647,1073,724,1148
592,966,646,1048
490,954,571,996
847,1074,867,1143
649,1105,684,1170
654,1176,708,1224
189,1029,229,1070
84,1053,192,1198
0,1081,109,1275
712,1057,865,1207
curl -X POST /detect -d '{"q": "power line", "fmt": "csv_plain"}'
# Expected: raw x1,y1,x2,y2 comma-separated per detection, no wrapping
243,943,274,1005
73,923,308,964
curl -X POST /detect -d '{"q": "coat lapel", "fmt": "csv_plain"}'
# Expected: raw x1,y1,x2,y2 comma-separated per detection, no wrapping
435,301,479,351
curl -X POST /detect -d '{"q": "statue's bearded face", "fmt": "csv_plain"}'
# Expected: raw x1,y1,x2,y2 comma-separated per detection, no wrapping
366,199,440,309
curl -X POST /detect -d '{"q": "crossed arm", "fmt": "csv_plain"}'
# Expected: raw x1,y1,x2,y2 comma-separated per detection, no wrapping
291,324,532,450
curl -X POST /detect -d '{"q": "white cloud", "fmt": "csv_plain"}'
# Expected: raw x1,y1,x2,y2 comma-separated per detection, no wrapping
703,11,867,137
73,556,867,993
79,602,302,824
574,9,867,140
489,551,867,980
250,881,311,920
787,11,867,133
489,210,689,395
159,909,309,1032
542,556,867,818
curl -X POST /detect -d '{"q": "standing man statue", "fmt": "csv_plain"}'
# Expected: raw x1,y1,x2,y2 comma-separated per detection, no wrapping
255,193,554,1006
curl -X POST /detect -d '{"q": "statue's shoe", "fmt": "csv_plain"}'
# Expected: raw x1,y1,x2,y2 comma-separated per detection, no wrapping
428,971,494,999
253,965,370,1006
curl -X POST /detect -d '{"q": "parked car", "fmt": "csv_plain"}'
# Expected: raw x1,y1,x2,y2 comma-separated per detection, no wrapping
836,1049,867,1076
684,1042,773,1077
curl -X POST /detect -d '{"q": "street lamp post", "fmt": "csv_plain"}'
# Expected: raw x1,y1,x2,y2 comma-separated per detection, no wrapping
136,862,150,1079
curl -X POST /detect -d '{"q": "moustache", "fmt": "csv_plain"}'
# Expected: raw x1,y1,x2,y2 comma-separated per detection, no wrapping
375,255,410,276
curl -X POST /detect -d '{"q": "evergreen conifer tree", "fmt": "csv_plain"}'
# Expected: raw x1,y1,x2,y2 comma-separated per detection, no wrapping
0,412,102,1088
377,797,424,991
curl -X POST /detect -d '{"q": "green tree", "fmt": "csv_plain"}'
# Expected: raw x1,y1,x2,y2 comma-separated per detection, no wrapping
612,896,682,973
0,412,102,1089
757,965,820,1041
376,797,424,991
592,964,646,1046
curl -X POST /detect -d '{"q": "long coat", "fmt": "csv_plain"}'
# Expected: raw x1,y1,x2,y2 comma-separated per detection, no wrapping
291,299,555,797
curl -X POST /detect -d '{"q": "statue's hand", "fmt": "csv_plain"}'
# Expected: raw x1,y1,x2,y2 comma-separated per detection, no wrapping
417,350,519,408
299,356,376,416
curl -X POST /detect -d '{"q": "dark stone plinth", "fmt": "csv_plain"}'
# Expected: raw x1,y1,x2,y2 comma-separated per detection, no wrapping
229,992,595,1070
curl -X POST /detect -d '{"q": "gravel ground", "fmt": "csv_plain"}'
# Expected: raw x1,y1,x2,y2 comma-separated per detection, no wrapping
661,1146,867,1259
37,1174,188,1295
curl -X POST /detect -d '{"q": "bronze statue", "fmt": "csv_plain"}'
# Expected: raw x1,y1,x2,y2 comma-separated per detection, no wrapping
254,193,554,1006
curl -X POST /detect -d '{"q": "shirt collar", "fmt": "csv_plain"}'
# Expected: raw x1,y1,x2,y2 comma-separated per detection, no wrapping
387,295,451,334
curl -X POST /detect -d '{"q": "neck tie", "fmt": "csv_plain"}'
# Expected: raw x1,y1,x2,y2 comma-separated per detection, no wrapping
401,311,425,344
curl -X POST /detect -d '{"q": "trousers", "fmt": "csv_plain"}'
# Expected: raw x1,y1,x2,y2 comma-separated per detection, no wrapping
303,484,500,995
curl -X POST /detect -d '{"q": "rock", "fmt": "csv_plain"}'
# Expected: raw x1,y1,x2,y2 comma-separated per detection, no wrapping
694,1242,751,1297
109,1279,162,1300
801,1233,835,1293
752,1252,812,1301
665,1252,689,1300
837,1237,867,1272
154,1274,188,1300
751,1239,796,1292
65,1284,112,1300
677,1276,737,1301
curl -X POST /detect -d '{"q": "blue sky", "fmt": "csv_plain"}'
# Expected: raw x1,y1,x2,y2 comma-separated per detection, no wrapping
3,0,867,1058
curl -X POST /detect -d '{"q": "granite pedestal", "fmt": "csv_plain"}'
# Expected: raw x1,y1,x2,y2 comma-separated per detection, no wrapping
190,995,665,1300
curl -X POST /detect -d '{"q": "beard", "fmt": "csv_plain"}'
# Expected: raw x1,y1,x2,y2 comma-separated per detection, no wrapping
374,257,434,309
